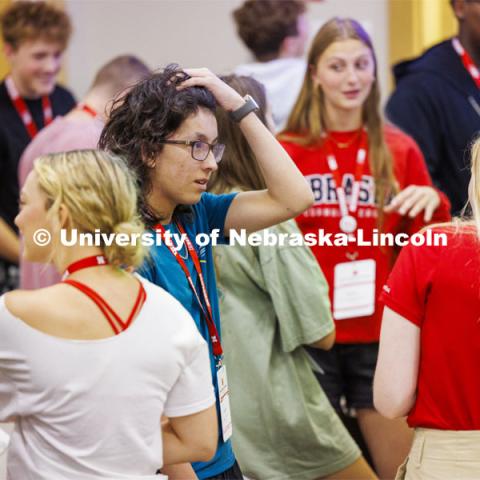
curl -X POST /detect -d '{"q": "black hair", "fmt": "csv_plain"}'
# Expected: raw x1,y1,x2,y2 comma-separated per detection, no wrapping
99,64,217,226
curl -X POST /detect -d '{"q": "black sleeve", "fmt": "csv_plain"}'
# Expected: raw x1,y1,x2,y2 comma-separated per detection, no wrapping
52,85,76,116
386,77,443,185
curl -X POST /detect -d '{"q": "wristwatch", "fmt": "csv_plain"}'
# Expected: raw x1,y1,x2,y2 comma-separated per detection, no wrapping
229,94,259,123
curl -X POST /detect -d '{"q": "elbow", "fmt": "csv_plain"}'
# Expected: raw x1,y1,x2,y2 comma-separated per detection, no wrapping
292,189,314,216
321,331,336,350
192,437,217,462
309,330,335,350
374,399,411,419
373,384,415,419
302,189,315,211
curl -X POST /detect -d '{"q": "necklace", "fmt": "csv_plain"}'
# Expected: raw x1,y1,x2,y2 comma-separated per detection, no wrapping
327,129,362,149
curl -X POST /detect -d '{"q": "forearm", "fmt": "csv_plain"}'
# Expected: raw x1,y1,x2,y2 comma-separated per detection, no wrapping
239,113,313,214
0,218,19,263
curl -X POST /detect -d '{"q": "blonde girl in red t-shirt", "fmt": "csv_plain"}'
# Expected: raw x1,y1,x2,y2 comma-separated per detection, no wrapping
279,17,451,479
375,138,480,479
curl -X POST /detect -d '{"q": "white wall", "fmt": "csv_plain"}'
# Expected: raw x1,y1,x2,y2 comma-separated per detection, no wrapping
65,0,388,100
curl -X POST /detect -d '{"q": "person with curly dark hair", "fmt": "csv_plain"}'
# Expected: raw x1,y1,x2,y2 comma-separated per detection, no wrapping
233,0,309,131
99,65,314,480
0,1,75,295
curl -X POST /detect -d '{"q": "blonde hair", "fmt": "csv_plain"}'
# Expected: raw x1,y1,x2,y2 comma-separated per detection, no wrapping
468,137,480,236
280,17,398,218
424,138,480,236
34,149,146,268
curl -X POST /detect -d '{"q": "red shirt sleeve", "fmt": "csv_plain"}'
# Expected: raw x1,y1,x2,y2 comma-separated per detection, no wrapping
380,231,443,327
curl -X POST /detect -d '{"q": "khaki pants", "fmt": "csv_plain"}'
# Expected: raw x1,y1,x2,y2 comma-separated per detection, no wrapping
395,428,480,480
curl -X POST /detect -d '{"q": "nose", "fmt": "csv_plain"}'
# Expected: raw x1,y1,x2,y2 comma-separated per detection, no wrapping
14,212,21,230
202,150,218,172
43,54,61,74
346,66,359,84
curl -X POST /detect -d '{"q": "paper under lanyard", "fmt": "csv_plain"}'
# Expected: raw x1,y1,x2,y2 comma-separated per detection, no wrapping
154,221,232,441
5,75,53,138
333,258,376,320
325,128,368,234
452,37,480,89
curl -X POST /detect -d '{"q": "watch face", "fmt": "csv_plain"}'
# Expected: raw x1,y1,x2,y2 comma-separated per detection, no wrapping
229,94,260,122
244,94,259,109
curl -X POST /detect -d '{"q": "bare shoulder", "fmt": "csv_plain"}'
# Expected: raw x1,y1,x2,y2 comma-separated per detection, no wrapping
4,285,69,326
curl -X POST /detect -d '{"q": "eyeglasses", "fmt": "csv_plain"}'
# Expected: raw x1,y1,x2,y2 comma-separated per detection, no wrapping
160,139,225,163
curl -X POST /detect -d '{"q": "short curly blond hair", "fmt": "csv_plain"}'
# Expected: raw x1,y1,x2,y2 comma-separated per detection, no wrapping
1,1,71,49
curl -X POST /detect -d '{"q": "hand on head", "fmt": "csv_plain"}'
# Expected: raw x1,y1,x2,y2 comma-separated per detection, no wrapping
179,68,245,112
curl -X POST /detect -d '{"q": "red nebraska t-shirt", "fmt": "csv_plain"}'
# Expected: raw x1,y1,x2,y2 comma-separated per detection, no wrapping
280,125,451,343
381,226,480,430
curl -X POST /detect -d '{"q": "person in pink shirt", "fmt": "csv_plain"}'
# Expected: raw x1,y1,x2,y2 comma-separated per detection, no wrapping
18,55,150,289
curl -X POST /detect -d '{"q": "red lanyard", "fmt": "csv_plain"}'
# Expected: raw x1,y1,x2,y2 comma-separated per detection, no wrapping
77,103,97,118
154,222,223,357
452,38,480,88
5,75,53,138
324,128,368,233
63,254,108,278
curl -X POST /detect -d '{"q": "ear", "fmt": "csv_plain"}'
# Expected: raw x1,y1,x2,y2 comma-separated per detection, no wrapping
141,145,157,169
145,154,156,169
57,203,72,230
280,36,297,57
310,63,321,88
3,42,16,63
451,0,466,20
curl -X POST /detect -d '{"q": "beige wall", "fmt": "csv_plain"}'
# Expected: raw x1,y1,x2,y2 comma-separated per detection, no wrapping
389,0,456,71
65,0,388,100
0,0,10,79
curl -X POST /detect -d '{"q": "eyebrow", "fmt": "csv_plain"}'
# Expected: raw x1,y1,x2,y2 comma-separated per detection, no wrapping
193,132,219,143
327,53,371,61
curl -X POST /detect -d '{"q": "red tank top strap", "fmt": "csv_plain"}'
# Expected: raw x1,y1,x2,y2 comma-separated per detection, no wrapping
62,279,146,335
125,282,147,328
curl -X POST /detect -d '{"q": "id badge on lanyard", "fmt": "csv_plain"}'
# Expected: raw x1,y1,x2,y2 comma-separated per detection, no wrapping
154,221,233,442
333,259,376,320
216,361,233,442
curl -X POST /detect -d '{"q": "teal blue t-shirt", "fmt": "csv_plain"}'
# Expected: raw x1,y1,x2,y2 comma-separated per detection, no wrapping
138,192,237,479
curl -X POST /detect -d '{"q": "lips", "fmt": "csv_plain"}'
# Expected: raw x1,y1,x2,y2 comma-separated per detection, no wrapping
343,90,361,99
194,179,208,190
